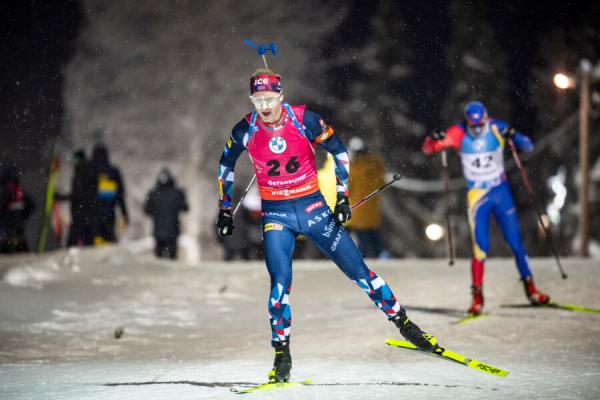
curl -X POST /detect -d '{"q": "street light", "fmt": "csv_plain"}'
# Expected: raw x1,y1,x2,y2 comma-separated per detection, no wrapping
553,59,596,257
553,73,575,89
425,223,445,241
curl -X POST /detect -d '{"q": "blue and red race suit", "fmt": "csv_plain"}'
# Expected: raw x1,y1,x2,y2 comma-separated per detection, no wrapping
218,103,402,345
423,118,535,286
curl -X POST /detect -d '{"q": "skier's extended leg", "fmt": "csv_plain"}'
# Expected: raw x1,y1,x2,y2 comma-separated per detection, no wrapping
469,258,485,315
300,199,437,352
467,189,493,315
493,184,550,305
263,224,296,382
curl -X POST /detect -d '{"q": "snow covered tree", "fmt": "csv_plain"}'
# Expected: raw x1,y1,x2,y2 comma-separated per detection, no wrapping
61,0,346,260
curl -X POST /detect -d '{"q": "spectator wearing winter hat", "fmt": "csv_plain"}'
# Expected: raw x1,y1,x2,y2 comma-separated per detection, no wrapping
144,168,188,259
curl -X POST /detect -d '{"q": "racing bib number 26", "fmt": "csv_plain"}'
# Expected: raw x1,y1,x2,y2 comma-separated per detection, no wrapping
266,156,300,176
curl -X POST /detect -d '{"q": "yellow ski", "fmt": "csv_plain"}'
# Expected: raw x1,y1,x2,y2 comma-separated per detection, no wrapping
501,302,600,314
386,339,509,377
452,312,491,325
545,301,600,314
230,379,312,394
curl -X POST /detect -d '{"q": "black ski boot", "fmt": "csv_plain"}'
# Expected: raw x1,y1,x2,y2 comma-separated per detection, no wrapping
391,310,439,353
268,341,292,383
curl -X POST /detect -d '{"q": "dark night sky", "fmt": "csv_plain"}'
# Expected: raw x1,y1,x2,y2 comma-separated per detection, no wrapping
0,0,596,164
391,1,587,131
1,0,81,165
318,0,594,134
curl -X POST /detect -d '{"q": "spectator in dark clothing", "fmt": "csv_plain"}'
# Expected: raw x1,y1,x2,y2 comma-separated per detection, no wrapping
144,168,188,259
91,144,128,244
67,150,97,247
0,166,35,253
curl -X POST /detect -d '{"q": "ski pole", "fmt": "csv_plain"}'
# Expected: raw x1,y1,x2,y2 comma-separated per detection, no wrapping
441,150,455,266
351,174,402,212
232,175,256,218
507,138,567,279
230,171,398,233
220,175,256,237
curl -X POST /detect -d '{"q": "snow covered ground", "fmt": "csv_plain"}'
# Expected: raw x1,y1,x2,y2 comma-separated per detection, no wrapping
1,247,599,399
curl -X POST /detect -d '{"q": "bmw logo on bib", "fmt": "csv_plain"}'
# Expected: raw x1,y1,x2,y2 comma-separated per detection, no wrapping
269,136,287,154
473,139,486,151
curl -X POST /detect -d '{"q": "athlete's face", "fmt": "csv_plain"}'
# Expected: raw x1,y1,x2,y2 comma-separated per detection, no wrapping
468,119,488,136
250,91,283,124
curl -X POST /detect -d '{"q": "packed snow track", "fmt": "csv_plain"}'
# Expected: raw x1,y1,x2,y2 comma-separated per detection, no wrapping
1,247,599,399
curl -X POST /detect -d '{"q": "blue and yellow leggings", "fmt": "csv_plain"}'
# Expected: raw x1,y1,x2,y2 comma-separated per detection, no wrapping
467,181,532,285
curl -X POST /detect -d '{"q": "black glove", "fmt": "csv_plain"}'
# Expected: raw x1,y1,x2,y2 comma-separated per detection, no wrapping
216,209,234,237
501,127,517,139
429,130,446,141
334,195,352,224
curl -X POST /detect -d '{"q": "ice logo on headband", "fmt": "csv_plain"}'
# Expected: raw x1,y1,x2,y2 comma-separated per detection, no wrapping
269,136,287,154
251,74,282,94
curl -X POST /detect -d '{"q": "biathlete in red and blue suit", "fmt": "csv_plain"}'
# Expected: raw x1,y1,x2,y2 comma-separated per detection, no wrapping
422,101,550,316
216,68,440,383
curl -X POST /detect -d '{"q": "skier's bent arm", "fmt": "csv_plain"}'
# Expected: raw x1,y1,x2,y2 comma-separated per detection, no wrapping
493,119,534,152
302,110,350,197
422,125,464,155
323,137,350,197
218,120,249,209
332,148,350,197
512,133,533,152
